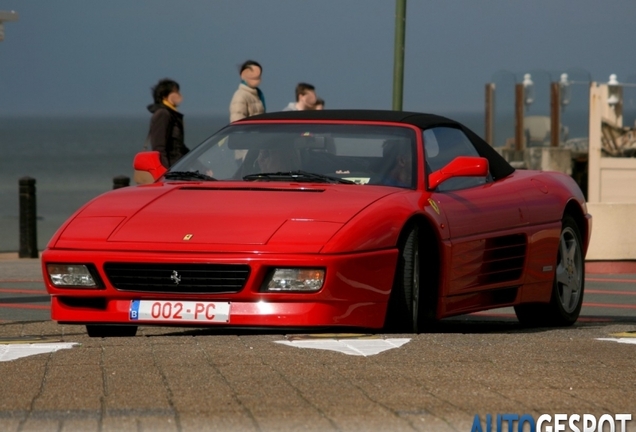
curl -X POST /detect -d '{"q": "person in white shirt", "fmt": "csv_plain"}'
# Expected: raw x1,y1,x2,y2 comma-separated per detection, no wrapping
282,83,317,111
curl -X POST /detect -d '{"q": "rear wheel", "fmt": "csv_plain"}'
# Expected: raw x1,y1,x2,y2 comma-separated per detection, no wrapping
515,215,584,326
86,325,138,338
385,226,421,333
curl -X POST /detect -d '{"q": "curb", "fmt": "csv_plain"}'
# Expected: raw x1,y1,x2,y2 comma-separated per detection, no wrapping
586,260,636,275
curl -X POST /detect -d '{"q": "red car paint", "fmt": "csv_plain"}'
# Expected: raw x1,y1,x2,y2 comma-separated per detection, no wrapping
42,111,591,332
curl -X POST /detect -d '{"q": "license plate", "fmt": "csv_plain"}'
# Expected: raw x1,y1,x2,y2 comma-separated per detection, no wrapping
129,300,230,323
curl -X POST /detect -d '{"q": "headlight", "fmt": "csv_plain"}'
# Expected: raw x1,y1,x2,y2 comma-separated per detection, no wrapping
263,268,325,292
47,264,100,288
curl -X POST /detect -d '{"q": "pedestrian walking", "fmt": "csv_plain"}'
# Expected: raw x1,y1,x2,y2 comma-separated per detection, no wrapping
229,60,266,123
147,78,189,168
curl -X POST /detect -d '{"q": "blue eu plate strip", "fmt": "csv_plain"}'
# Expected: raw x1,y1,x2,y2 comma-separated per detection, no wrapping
129,300,140,321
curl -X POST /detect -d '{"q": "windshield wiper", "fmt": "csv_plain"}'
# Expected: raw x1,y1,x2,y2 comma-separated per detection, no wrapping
164,171,217,181
243,170,355,184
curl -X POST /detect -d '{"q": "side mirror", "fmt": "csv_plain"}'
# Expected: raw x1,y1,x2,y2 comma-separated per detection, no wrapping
428,156,489,189
133,151,167,184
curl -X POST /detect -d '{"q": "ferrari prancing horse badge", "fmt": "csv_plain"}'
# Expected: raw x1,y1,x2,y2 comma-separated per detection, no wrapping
428,199,440,215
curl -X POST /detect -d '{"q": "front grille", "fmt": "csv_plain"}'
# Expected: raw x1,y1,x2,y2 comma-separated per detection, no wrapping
103,263,250,294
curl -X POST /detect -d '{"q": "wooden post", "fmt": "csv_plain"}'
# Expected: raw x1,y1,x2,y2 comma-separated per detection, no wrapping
514,83,524,151
484,83,495,145
550,82,560,147
392,0,407,111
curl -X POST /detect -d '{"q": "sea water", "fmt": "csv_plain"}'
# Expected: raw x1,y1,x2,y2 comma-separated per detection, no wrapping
0,116,227,252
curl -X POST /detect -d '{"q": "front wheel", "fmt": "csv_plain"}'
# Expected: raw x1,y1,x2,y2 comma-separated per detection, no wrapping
515,215,584,326
385,226,421,333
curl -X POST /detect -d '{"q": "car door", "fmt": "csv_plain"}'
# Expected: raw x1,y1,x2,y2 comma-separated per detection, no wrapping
424,127,529,296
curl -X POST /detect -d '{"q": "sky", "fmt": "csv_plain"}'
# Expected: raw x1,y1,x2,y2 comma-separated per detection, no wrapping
1,1,636,118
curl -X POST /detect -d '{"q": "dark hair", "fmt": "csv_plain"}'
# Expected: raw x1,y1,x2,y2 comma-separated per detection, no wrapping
151,79,180,104
295,82,315,101
239,60,262,74
315,98,325,106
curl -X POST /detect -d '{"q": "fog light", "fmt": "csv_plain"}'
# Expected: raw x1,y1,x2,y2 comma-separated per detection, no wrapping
47,264,98,288
265,268,325,292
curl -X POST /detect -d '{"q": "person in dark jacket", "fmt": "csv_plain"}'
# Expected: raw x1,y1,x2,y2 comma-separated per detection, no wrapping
147,79,189,168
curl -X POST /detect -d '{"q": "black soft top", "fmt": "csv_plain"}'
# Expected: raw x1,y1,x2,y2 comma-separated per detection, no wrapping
242,109,514,180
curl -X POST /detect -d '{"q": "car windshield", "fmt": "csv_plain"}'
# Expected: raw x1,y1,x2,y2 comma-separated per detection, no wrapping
168,123,417,188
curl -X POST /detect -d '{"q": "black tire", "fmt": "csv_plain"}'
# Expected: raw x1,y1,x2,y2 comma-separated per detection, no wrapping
515,215,584,327
86,325,138,338
385,226,421,333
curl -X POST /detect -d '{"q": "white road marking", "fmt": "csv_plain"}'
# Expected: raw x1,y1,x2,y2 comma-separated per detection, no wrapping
597,338,636,345
275,338,410,356
0,343,78,362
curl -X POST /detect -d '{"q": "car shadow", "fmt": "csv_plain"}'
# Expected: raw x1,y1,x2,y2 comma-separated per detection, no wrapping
142,314,636,338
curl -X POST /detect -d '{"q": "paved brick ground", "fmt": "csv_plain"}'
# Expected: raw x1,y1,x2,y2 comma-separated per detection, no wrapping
1,255,636,431
1,321,636,431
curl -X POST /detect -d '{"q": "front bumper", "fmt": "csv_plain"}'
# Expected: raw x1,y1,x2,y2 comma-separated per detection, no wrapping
42,248,398,329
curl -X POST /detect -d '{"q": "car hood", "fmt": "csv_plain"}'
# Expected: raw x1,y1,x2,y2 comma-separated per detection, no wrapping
55,184,400,251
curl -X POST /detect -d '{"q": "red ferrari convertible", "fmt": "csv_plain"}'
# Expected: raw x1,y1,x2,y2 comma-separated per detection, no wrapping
42,110,591,337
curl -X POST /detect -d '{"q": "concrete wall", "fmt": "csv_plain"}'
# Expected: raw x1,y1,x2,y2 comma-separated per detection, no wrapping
586,203,636,260
524,147,572,174
585,83,636,260
498,147,573,174
596,158,636,202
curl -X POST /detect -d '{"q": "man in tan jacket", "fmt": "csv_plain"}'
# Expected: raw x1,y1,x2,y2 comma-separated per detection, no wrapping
229,60,265,123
